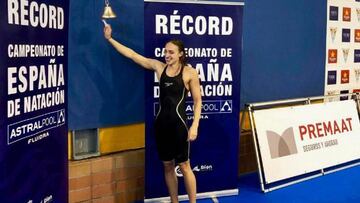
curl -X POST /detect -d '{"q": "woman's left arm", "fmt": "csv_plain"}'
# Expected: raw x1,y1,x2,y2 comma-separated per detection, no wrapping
188,68,202,141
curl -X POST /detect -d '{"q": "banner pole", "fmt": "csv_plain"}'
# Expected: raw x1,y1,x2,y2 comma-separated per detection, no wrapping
248,104,266,192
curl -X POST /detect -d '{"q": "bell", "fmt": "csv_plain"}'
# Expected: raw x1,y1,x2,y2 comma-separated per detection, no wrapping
102,4,116,19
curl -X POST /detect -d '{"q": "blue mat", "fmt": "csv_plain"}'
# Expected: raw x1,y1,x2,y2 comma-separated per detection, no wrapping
187,165,360,203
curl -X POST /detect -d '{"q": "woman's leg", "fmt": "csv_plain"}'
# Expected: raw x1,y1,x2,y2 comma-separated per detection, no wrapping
163,161,179,203
179,160,196,203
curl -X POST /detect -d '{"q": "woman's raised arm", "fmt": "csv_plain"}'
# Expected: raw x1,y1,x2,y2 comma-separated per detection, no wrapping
104,25,164,71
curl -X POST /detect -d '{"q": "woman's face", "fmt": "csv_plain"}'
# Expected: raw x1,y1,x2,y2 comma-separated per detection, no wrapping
164,42,183,66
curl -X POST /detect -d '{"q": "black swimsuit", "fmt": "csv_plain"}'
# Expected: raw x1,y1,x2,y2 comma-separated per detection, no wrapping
154,65,189,163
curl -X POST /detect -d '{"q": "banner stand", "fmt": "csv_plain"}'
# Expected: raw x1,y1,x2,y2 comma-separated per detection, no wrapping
144,1,243,201
248,93,360,193
145,189,238,203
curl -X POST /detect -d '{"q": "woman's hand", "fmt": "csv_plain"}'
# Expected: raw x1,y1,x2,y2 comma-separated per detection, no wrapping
188,125,198,141
104,24,112,40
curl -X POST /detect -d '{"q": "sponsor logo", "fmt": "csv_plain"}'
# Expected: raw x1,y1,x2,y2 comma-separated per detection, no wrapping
220,101,232,112
164,82,173,87
353,89,360,93
354,49,360,62
328,49,337,63
341,70,350,83
299,118,352,151
58,109,65,123
175,164,213,177
7,109,66,145
355,30,360,42
28,194,53,203
356,8,360,22
330,27,337,42
193,165,213,172
330,6,339,21
343,7,351,21
154,100,233,118
340,90,349,100
299,118,353,140
43,195,53,203
326,90,337,96
175,166,183,177
327,70,337,85
185,100,232,115
342,29,350,42
266,127,298,159
326,90,338,102
342,48,349,63
354,68,360,82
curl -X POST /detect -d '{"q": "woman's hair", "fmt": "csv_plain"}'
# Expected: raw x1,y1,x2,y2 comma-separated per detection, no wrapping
167,39,187,67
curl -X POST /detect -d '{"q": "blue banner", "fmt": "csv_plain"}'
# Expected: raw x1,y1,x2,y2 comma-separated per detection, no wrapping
0,0,68,202
144,1,243,201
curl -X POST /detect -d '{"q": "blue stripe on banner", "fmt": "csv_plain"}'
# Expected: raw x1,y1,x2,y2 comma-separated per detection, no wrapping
144,1,243,200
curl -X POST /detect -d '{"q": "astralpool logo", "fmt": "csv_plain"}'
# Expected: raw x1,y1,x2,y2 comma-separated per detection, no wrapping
266,127,298,159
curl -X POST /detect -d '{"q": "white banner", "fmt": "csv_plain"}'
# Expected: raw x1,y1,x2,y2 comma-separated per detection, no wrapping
253,100,360,183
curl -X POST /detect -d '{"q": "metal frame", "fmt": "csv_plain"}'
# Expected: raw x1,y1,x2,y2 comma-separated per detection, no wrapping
144,189,238,203
248,93,360,192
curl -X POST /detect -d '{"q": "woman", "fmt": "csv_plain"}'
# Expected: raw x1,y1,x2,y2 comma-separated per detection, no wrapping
104,25,202,203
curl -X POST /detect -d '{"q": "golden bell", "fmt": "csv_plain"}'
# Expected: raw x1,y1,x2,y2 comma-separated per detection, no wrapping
102,4,116,19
